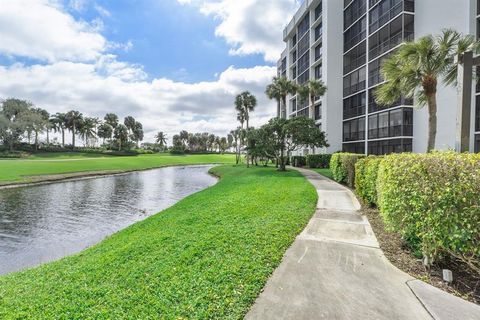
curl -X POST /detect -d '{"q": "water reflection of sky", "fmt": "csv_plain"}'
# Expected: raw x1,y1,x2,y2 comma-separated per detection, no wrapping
0,165,216,275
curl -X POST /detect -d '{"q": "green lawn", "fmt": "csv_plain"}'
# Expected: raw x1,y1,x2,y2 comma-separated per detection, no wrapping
0,166,317,319
0,153,235,184
312,168,334,180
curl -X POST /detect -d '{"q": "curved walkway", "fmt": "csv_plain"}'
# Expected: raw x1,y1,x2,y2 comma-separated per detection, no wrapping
246,168,480,320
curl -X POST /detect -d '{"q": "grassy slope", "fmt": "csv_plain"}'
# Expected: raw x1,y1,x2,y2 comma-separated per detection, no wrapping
0,166,317,319
0,153,235,184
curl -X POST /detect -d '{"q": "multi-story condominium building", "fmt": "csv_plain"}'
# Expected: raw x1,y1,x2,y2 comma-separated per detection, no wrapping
279,0,480,154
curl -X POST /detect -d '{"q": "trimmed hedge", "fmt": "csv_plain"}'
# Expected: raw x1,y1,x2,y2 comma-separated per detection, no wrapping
306,154,332,169
330,153,366,187
291,156,307,167
355,156,382,207
377,152,480,270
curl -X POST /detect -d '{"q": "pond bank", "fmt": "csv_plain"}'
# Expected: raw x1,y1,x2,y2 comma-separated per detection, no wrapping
0,166,317,319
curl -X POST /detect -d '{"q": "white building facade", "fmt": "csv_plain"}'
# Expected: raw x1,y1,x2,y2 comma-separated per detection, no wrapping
279,0,480,155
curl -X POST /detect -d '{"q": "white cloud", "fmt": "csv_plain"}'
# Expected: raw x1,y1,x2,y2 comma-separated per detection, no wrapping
94,4,111,17
0,62,277,141
178,0,299,62
0,0,279,143
0,0,106,62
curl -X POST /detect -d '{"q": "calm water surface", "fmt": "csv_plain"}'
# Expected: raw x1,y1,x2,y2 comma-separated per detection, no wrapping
0,165,216,275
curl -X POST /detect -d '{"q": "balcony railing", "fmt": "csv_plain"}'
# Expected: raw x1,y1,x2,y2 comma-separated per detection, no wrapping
368,97,413,113
369,124,412,139
344,53,366,74
344,81,366,96
370,30,413,60
370,1,403,33
344,30,366,52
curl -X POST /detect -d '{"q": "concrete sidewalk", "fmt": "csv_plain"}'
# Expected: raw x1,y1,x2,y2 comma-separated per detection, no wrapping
246,168,480,320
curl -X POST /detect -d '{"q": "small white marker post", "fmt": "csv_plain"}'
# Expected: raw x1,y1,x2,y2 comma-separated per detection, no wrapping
443,269,453,284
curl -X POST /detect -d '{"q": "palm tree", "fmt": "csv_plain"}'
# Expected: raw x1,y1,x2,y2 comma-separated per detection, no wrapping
104,113,119,129
298,79,327,116
33,108,50,145
179,130,189,149
97,123,113,145
114,124,129,151
375,29,480,152
155,132,167,150
235,91,257,130
79,117,98,147
51,112,68,147
132,121,144,147
235,92,257,167
23,109,45,150
266,76,297,119
66,110,83,148
208,134,215,152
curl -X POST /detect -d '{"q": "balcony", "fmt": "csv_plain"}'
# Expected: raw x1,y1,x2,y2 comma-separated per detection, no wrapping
369,29,413,60
368,96,413,113
369,0,414,34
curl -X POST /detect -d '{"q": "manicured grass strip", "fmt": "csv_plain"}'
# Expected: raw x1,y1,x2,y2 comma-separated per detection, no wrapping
27,152,117,159
0,166,317,319
312,168,334,180
0,153,235,183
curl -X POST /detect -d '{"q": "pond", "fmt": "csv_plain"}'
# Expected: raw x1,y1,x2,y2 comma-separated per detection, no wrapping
0,165,217,275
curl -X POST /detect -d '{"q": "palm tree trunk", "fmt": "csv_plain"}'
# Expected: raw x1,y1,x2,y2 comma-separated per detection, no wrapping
72,124,76,149
46,129,50,145
281,96,287,119
426,93,438,153
34,131,38,151
61,128,65,147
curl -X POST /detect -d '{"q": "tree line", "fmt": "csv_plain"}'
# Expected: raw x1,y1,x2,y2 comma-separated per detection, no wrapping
170,130,234,154
0,98,144,152
231,78,329,171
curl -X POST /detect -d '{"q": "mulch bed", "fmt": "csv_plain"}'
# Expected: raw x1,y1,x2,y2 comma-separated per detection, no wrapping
363,207,480,305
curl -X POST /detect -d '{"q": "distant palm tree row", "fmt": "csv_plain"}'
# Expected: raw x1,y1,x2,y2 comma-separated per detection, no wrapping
170,130,233,154
0,98,144,152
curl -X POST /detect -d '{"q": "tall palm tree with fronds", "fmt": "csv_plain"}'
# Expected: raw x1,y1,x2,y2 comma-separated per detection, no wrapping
235,91,257,130
79,117,98,147
375,29,480,152
51,112,68,147
104,113,119,129
66,110,83,148
266,76,297,119
298,79,327,116
235,91,257,167
155,132,167,150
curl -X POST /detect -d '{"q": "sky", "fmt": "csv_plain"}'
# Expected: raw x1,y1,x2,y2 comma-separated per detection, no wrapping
0,0,301,142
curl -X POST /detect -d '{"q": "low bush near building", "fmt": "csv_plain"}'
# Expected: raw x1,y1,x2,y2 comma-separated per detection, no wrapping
355,156,383,207
306,154,332,168
330,153,365,187
291,156,307,167
377,152,480,272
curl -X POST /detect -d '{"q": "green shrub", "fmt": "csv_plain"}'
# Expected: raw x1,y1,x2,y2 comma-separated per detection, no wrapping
330,153,366,187
377,152,480,270
306,154,332,168
291,156,307,167
355,156,383,206
0,151,30,158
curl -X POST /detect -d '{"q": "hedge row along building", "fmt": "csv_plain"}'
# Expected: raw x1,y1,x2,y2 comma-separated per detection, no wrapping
278,0,480,155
